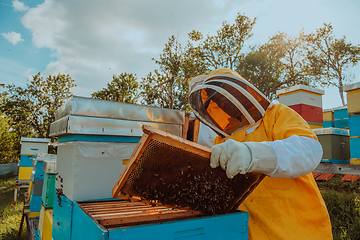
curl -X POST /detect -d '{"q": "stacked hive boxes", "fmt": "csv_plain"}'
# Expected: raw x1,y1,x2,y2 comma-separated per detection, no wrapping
18,138,50,181
312,128,350,164
38,155,57,240
276,85,324,129
49,96,249,240
49,96,182,239
28,154,48,218
344,82,360,165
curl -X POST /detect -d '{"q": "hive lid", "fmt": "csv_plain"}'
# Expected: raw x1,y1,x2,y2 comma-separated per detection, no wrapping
313,127,349,136
112,125,264,215
55,96,185,124
20,137,51,144
49,115,182,137
343,82,360,92
276,84,325,96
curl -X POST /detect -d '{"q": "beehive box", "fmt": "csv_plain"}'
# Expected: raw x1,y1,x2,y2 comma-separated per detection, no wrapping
350,137,360,159
39,205,53,240
323,110,335,128
52,195,249,240
42,156,57,208
18,167,33,180
344,82,360,116
333,106,349,128
349,115,360,137
20,137,50,155
313,128,350,162
55,139,138,202
52,195,73,240
276,85,324,108
19,154,36,167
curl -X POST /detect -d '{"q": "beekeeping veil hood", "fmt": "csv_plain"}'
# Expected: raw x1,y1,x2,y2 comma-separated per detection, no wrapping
189,68,270,138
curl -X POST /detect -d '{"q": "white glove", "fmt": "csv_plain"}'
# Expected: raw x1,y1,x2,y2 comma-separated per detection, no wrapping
210,139,278,178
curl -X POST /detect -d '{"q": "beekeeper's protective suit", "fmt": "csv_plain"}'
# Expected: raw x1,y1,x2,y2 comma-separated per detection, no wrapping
189,68,332,239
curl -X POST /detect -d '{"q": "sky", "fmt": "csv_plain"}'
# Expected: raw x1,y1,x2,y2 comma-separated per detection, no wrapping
1,0,359,110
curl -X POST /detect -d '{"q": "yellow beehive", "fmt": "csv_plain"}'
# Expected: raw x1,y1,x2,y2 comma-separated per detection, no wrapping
42,210,53,240
323,110,334,122
309,124,323,129
344,82,360,116
350,158,360,165
18,167,33,180
39,206,53,240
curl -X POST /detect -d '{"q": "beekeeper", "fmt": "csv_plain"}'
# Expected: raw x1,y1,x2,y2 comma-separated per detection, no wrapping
189,68,332,239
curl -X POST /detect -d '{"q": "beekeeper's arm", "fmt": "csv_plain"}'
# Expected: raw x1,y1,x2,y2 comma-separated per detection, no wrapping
210,105,323,179
210,136,322,179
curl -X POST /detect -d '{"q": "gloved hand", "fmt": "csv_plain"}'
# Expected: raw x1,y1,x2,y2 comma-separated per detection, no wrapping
210,139,278,178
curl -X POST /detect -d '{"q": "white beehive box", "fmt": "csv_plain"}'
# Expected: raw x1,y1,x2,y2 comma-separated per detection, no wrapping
55,141,137,202
51,97,185,202
276,84,324,107
20,138,51,155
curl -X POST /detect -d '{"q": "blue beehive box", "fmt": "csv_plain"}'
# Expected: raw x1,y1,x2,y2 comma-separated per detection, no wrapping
334,107,349,128
29,195,42,212
349,115,360,137
350,137,360,159
52,195,74,240
52,195,249,240
19,154,36,167
323,121,334,128
73,203,249,240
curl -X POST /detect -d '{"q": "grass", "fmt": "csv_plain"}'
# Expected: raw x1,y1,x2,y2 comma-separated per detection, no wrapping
317,174,360,240
0,173,28,240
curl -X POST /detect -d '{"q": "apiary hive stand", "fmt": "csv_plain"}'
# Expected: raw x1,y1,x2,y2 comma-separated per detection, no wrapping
113,125,265,215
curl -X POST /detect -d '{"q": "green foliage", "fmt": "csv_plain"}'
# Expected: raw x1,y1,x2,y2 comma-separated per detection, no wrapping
188,13,256,70
321,190,360,240
238,31,319,100
0,73,76,156
140,35,206,112
305,23,360,105
91,73,139,103
237,43,284,100
141,13,256,111
0,116,18,164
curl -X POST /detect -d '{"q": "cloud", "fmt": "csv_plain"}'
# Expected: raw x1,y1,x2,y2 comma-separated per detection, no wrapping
1,32,24,45
18,0,360,102
12,0,29,12
20,0,232,96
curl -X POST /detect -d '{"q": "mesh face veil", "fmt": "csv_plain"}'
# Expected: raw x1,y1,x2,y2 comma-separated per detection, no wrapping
189,69,270,138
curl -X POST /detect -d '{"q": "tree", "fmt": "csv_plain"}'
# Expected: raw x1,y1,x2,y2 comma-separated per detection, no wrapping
0,115,18,164
140,35,206,112
1,72,76,142
305,23,360,105
91,73,139,103
188,13,256,70
238,31,315,99
237,44,284,100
